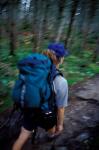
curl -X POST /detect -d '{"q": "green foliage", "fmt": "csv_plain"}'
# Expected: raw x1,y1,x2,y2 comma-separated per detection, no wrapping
0,97,13,113
0,36,99,112
60,51,98,86
20,20,32,31
70,39,83,55
89,63,99,73
87,33,98,44
0,40,33,112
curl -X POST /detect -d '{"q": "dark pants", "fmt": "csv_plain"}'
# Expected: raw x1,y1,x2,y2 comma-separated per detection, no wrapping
22,108,57,131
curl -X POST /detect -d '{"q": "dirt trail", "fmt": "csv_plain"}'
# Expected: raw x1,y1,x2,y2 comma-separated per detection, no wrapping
0,75,99,150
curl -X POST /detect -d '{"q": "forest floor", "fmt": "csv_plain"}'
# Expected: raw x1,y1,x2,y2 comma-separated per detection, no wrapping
0,74,99,150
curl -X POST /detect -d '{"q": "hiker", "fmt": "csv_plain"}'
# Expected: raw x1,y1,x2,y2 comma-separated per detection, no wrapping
12,43,69,150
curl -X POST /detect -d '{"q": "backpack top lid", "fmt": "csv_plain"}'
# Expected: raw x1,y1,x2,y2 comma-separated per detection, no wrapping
18,53,52,78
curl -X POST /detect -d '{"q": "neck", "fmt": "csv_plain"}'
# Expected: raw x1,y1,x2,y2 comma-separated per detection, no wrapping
56,64,59,69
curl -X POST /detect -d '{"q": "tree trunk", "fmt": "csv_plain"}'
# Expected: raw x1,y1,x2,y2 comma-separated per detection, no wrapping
77,0,86,33
64,0,79,48
31,0,49,51
36,0,45,50
93,37,99,62
37,0,49,49
0,7,2,51
31,0,40,52
41,0,50,40
82,0,97,50
55,8,66,42
55,0,66,41
7,0,17,56
9,23,16,56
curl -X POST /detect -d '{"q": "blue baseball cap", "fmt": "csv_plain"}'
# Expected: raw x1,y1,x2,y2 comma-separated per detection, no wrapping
48,43,69,57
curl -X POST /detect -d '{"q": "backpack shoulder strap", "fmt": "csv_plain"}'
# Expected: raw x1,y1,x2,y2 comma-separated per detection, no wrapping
45,64,63,112
50,64,63,81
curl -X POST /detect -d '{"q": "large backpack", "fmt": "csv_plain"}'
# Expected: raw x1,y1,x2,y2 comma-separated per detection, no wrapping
12,53,62,112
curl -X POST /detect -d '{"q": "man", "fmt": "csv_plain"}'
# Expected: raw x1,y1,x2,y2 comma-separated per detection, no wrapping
12,43,69,150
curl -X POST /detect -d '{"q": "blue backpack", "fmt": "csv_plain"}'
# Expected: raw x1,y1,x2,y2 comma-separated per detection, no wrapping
12,53,62,112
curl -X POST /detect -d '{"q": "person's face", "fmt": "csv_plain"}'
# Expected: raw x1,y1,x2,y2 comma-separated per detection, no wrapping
56,57,64,68
60,57,64,65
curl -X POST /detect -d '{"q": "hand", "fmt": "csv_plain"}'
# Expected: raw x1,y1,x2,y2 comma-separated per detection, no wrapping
47,125,63,138
55,125,63,134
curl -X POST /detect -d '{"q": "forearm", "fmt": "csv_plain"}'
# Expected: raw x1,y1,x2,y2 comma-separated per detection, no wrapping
57,107,65,129
47,107,65,136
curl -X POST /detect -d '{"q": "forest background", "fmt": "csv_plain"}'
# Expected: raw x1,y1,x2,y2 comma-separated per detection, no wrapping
0,0,99,112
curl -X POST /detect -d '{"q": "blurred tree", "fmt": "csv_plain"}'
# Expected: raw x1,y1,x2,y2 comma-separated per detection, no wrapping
30,0,38,51
0,7,2,40
76,0,86,33
36,0,49,50
0,0,99,55
93,37,99,62
7,0,18,55
0,0,8,10
55,0,67,42
0,7,2,51
39,0,50,44
0,0,21,55
64,0,79,47
57,0,66,21
0,0,9,40
82,0,98,49
30,0,50,51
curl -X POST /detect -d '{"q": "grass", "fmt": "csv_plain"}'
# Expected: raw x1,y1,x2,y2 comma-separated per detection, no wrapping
60,52,99,85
